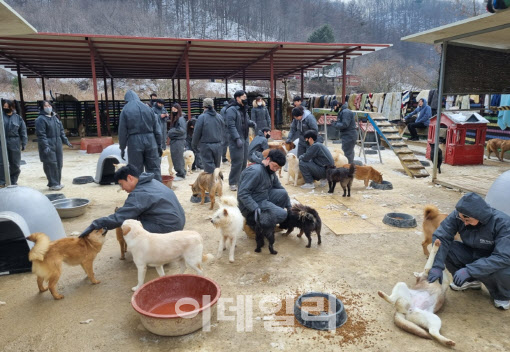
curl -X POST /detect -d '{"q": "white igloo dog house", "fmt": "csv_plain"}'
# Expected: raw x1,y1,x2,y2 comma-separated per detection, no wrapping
0,186,66,275
486,170,510,217
94,144,129,185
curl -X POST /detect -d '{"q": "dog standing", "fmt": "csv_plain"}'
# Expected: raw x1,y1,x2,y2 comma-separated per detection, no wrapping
114,207,128,260
121,219,213,291
428,143,442,174
211,196,243,263
26,228,108,300
499,140,510,161
333,152,349,169
184,150,195,175
486,138,505,161
343,164,383,187
279,203,322,248
162,149,174,175
422,205,460,257
191,168,223,210
254,210,278,255
326,164,355,196
286,153,304,186
378,239,455,347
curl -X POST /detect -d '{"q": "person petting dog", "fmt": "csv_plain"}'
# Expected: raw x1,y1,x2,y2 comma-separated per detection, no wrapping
332,99,357,164
238,149,291,233
192,98,224,174
80,164,185,237
403,98,432,141
248,127,271,164
299,130,335,189
427,192,510,310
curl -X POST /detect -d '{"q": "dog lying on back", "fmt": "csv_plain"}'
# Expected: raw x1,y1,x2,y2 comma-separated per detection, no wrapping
326,164,355,196
279,203,322,248
428,143,442,174
378,239,455,347
342,164,383,187
191,168,223,210
27,228,108,300
422,205,461,257
254,209,278,255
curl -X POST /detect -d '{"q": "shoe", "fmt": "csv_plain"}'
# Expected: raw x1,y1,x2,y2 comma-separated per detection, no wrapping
450,280,482,291
59,184,65,189
173,176,184,181
494,299,510,310
319,179,327,187
301,183,315,189
230,185,237,191
49,185,62,191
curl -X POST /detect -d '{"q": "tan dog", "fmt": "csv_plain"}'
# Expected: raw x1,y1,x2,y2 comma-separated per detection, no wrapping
184,150,195,175
343,164,383,187
225,147,231,163
486,138,505,161
333,152,349,168
422,205,460,257
191,168,223,210
211,196,243,263
499,140,510,161
114,207,128,260
78,122,86,138
286,153,304,186
121,219,213,291
378,239,455,347
262,142,288,178
162,149,174,175
26,228,108,300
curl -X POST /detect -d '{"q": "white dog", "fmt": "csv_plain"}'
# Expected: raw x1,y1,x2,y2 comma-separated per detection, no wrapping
332,150,349,168
161,149,174,175
184,150,195,175
211,196,243,263
286,153,304,186
121,219,213,291
378,239,455,347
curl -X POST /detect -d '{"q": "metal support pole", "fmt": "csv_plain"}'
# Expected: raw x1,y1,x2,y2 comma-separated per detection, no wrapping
41,77,47,100
0,108,10,186
300,68,304,99
243,70,246,91
172,79,176,102
270,53,275,129
432,42,448,181
16,64,25,119
103,68,111,135
225,79,228,99
110,77,116,125
185,50,191,120
89,47,102,137
342,55,347,104
177,78,181,102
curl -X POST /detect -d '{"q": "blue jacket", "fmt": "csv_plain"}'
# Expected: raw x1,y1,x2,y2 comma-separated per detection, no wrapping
432,193,510,278
404,98,432,126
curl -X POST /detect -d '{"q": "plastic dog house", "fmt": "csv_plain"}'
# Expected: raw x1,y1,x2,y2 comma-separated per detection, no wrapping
94,144,129,185
486,170,510,217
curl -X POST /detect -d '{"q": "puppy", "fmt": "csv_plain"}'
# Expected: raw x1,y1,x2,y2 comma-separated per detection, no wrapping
190,168,223,210
286,153,304,186
333,152,349,168
428,143,442,174
211,196,243,263
78,121,86,138
114,207,128,260
162,149,174,175
422,205,460,257
26,228,108,300
500,140,510,161
184,150,195,175
279,204,322,248
254,210,278,255
342,164,383,187
326,164,355,196
378,240,455,347
486,138,504,161
121,219,213,291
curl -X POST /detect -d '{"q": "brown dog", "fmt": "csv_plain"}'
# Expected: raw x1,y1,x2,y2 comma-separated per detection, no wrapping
262,142,290,178
114,207,128,260
191,168,223,210
500,140,510,161
343,164,383,187
422,205,460,256
486,138,505,161
26,228,108,300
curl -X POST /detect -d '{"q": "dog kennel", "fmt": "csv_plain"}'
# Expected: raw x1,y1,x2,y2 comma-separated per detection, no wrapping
486,170,510,217
0,186,66,275
94,144,129,185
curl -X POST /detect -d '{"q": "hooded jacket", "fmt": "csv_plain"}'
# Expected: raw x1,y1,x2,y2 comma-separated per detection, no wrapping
248,130,269,163
118,90,162,151
152,104,168,123
299,141,334,167
3,112,27,150
192,108,224,149
288,108,318,145
251,100,271,133
432,192,510,278
92,173,185,233
168,113,187,141
404,98,432,126
334,103,356,132
226,103,256,141
35,111,70,162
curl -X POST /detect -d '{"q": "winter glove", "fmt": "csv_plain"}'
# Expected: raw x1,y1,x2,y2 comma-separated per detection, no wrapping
79,224,97,238
120,149,125,160
453,268,471,287
299,154,304,161
44,147,51,154
254,208,261,224
286,139,291,144
158,148,163,157
21,145,25,151
427,267,443,284
67,142,74,149
236,138,243,148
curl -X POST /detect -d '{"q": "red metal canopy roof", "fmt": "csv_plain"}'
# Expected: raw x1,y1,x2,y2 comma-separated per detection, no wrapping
0,33,390,80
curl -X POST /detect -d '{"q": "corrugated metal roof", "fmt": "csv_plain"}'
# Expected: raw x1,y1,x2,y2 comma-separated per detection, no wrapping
0,32,390,80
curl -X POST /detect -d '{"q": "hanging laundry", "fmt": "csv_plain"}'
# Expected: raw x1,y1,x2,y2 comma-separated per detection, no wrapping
445,96,455,110
460,95,470,110
497,94,510,130
469,95,480,104
347,94,356,110
401,90,410,118
354,93,362,110
491,94,501,107
416,90,430,103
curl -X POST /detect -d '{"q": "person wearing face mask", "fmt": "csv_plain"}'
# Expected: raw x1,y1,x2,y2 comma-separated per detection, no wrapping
286,106,319,157
220,99,233,163
251,96,271,135
35,100,74,190
148,92,158,107
248,127,271,164
167,103,187,180
192,98,224,173
299,130,334,189
226,90,257,191
152,99,169,151
427,192,510,310
332,99,357,164
237,149,291,233
1,100,27,187
185,117,203,171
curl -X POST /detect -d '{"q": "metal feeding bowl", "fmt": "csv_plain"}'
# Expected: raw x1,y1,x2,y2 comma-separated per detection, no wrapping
383,212,417,228
52,198,90,218
370,180,393,190
190,193,210,204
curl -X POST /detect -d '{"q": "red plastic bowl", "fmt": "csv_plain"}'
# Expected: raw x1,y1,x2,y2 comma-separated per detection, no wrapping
131,274,221,336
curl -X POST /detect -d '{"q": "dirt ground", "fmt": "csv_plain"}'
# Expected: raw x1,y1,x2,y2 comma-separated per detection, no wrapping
1,138,509,352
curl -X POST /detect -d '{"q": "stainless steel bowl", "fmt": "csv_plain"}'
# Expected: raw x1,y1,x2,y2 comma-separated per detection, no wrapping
52,198,90,218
